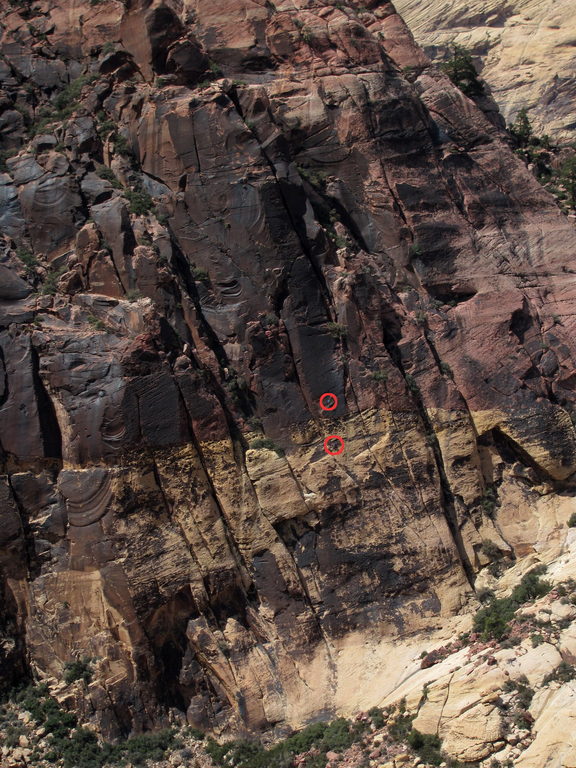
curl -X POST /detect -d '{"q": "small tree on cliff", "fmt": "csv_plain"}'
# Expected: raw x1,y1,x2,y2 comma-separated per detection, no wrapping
560,156,576,208
509,107,533,149
440,45,484,98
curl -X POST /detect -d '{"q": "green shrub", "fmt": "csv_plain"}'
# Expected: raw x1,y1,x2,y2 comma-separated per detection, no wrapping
513,711,532,730
113,133,133,158
516,683,534,710
407,729,443,765
95,163,122,188
473,568,551,640
191,266,209,282
262,313,279,327
567,512,576,528
87,315,106,331
509,108,532,149
16,246,38,273
45,709,77,738
206,718,367,768
542,661,576,686
367,706,384,729
0,148,18,172
54,74,97,116
224,373,250,406
481,540,502,560
249,437,284,457
388,701,414,742
7,683,176,768
477,587,495,603
415,310,427,326
405,374,419,394
510,569,551,603
96,111,116,136
297,166,328,189
479,486,497,516
125,187,153,215
41,265,66,295
29,75,97,137
111,729,178,765
61,728,102,768
326,321,347,339
126,289,143,302
186,726,205,741
371,369,388,383
473,597,516,640
63,657,94,685
5,724,25,747
440,45,484,97
559,157,576,209
13,684,51,722
332,235,348,248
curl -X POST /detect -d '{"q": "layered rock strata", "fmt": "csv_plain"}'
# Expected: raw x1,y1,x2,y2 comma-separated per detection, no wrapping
0,0,575,749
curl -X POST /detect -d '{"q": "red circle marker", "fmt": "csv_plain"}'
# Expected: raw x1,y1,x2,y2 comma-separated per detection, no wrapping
319,393,338,411
324,435,345,455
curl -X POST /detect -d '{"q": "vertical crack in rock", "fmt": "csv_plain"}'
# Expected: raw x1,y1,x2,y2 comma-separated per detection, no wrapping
30,346,63,461
1,0,576,744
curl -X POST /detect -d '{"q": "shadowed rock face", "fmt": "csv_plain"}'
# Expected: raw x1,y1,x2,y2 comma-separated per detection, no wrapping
0,0,576,740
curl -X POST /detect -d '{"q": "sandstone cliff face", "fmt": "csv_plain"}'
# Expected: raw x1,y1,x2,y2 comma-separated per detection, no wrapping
394,0,576,140
1,0,576,755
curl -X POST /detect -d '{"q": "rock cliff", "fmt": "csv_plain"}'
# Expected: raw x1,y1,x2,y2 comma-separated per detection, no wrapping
394,0,576,140
1,0,576,764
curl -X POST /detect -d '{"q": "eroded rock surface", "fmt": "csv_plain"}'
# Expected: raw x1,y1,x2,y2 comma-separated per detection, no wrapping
0,0,576,755
394,0,576,139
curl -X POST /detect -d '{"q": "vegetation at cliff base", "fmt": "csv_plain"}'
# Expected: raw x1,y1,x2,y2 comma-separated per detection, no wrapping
542,661,576,686
1,684,179,768
63,657,94,685
206,718,369,768
473,566,552,640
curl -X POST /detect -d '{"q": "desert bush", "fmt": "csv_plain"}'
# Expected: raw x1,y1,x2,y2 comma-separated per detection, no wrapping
16,246,37,273
371,369,388,382
326,321,347,339
63,657,94,685
125,187,153,215
95,164,122,188
473,568,551,640
481,540,502,560
407,729,443,765
40,265,66,295
542,661,576,686
87,315,105,331
404,374,420,394
206,717,367,768
367,706,384,728
191,266,209,281
440,45,484,97
249,437,284,456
